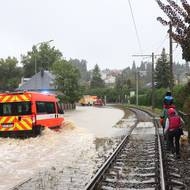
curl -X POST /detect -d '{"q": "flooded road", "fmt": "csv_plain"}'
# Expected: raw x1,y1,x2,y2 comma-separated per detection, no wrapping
64,106,135,137
0,106,136,190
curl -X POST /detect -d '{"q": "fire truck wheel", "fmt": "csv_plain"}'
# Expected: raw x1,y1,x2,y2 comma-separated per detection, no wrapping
33,126,43,137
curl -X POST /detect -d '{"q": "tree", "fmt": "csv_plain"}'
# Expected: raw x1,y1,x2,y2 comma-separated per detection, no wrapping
155,48,170,88
21,43,62,77
156,0,190,61
0,57,22,91
139,61,146,71
115,72,130,103
132,61,136,72
52,59,81,103
127,79,132,89
144,62,152,84
90,64,105,88
69,58,90,82
122,67,136,89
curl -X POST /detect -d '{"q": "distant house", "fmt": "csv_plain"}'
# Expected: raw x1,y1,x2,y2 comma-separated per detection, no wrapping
17,70,56,94
100,69,121,85
145,82,157,88
104,75,116,84
18,78,31,87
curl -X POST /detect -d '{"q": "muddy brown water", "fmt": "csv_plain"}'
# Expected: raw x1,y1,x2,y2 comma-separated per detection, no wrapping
0,106,136,190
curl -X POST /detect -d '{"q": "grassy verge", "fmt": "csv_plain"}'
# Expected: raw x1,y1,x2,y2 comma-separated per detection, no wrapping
125,104,162,116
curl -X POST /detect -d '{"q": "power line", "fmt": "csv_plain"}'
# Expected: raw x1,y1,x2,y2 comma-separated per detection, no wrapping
154,34,168,53
136,35,168,62
128,0,143,54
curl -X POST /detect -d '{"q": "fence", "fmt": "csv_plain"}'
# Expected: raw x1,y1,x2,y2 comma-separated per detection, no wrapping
61,103,76,111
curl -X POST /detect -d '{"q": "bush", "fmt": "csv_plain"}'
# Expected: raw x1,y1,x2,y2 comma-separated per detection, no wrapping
183,96,190,113
138,94,151,106
154,88,166,109
173,84,185,110
129,89,152,106
85,87,119,103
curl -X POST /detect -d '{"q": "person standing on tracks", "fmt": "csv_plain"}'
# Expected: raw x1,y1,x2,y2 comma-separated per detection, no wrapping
163,91,173,107
160,94,176,150
164,108,184,159
160,96,176,132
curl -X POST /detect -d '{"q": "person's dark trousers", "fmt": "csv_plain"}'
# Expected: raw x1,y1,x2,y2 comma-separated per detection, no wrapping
168,129,181,155
164,132,170,150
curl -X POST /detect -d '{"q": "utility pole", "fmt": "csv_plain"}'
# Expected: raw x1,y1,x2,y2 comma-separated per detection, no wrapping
132,53,160,109
169,23,173,91
136,69,139,106
186,61,189,73
152,52,155,109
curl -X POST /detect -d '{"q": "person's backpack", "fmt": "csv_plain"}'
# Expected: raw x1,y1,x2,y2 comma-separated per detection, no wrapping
168,115,181,130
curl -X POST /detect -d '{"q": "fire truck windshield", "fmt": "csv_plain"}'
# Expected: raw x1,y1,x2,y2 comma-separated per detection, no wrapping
0,102,32,116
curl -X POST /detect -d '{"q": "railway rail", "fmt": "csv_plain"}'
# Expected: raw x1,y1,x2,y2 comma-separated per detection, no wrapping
85,107,188,190
9,106,190,190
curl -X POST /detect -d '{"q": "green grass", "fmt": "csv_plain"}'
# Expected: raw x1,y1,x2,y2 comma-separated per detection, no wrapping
125,104,162,116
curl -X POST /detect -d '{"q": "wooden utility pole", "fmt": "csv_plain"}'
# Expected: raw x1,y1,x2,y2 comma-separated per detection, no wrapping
169,23,173,91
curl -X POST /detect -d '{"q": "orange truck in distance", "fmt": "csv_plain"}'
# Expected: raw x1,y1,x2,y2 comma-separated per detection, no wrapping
0,91,64,137
79,95,97,106
79,95,104,106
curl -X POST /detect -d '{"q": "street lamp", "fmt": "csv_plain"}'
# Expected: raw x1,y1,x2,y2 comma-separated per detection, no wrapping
34,40,54,74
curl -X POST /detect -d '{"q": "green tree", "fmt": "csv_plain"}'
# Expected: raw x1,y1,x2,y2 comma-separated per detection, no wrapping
52,59,81,103
155,48,170,88
132,61,136,72
90,64,105,88
115,73,129,102
139,61,146,71
127,79,132,89
156,0,190,61
0,57,22,91
21,43,62,77
122,67,136,89
143,62,152,84
69,58,90,82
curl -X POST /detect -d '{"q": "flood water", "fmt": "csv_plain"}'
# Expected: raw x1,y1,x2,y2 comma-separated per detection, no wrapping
0,106,136,190
64,106,135,137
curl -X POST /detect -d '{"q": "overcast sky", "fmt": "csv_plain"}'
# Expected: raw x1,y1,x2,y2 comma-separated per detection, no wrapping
0,0,185,70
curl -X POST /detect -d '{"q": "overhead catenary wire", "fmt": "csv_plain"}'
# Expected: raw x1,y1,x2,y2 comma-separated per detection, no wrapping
128,0,143,54
141,34,169,62
154,33,169,53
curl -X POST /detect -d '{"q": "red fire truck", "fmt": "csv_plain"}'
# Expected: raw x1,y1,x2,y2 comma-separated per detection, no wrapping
93,98,104,106
0,91,64,137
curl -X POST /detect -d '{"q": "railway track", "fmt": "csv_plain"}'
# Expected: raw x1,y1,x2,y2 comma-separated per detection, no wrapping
9,107,190,190
162,135,187,189
85,107,188,190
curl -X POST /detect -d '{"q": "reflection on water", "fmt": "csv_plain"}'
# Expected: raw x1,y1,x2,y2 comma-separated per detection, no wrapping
0,106,136,190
